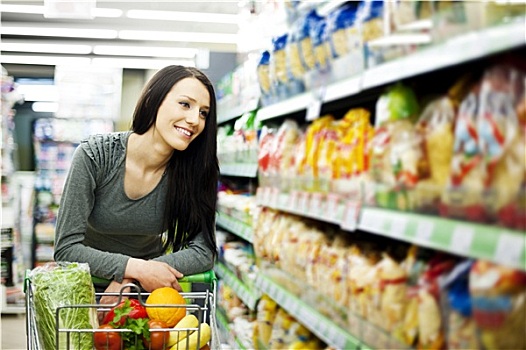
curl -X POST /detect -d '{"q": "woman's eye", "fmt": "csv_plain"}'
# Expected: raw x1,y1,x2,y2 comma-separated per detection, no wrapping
179,102,190,108
200,110,208,119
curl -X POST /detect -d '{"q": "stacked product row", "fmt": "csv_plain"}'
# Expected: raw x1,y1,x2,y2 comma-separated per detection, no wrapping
258,63,525,230
254,208,526,350
255,0,524,106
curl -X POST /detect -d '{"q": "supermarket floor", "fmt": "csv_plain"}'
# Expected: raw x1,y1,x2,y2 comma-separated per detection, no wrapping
2,314,27,349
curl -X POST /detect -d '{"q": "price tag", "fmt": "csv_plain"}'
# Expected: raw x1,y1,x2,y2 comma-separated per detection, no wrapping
390,216,408,238
451,225,474,254
326,194,340,222
495,232,524,267
270,187,279,208
416,220,435,242
306,98,322,121
310,193,323,217
298,192,310,213
341,201,360,231
289,190,299,208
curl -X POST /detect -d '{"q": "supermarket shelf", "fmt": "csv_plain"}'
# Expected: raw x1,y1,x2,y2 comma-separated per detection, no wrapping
219,163,258,178
216,308,249,350
256,92,312,121
217,99,259,125
359,207,526,271
216,212,254,244
254,272,363,350
257,186,526,271
254,20,525,122
256,187,345,225
214,262,260,311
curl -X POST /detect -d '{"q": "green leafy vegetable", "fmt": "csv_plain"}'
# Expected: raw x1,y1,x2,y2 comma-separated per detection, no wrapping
30,262,97,349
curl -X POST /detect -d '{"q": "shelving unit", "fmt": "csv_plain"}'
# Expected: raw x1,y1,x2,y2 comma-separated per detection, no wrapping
219,163,258,178
31,117,114,268
214,262,260,311
256,187,526,271
254,20,526,123
216,212,254,244
1,71,26,314
215,6,526,349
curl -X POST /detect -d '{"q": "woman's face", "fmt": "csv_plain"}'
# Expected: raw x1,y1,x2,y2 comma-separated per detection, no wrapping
154,77,210,151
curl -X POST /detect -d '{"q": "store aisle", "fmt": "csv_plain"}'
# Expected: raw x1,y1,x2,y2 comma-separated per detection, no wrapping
1,314,27,350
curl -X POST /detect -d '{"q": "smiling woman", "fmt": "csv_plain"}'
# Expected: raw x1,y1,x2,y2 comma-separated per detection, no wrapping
52,65,219,305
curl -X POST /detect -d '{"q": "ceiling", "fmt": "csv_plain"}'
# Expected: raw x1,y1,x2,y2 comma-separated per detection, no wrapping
1,0,247,76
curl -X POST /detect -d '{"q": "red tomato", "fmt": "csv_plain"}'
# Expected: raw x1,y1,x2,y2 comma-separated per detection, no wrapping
103,299,148,326
143,320,169,350
94,324,121,350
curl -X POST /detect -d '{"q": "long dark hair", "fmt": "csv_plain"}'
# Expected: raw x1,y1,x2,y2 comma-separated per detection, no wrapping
131,65,218,257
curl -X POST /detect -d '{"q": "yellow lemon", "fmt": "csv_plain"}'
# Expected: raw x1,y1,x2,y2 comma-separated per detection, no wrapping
146,287,186,327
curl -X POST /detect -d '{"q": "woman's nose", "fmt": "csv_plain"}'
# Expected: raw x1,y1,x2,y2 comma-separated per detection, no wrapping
184,108,200,125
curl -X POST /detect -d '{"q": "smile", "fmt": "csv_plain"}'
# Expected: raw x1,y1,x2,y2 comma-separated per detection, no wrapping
175,126,193,137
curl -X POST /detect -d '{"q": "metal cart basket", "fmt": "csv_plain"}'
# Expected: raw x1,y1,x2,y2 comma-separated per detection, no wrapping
25,269,219,350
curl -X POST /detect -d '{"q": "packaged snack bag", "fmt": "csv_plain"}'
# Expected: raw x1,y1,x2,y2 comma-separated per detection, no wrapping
333,108,373,198
270,33,290,101
441,84,487,222
414,97,456,213
378,254,408,335
440,260,481,350
270,119,301,192
317,119,339,193
357,0,386,45
257,50,274,106
478,65,526,229
417,255,457,350
470,260,526,350
257,125,277,188
327,2,359,58
310,14,331,71
368,119,422,211
301,115,334,192
256,295,279,347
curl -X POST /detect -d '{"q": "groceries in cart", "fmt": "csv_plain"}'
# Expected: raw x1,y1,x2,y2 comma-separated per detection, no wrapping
26,261,218,350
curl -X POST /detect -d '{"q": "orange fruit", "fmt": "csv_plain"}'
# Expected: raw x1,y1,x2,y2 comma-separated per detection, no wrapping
146,287,186,327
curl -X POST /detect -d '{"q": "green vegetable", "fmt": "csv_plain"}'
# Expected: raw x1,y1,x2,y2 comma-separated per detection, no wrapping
30,262,97,349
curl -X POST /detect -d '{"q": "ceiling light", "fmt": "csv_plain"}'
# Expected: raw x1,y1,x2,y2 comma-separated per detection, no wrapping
32,102,59,113
16,84,58,102
1,43,92,55
0,4,43,14
126,9,239,24
1,26,118,39
119,30,238,44
91,57,195,70
93,45,197,58
0,54,91,67
0,4,123,17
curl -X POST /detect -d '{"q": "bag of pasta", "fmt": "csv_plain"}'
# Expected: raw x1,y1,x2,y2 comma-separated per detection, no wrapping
469,260,526,350
477,65,526,230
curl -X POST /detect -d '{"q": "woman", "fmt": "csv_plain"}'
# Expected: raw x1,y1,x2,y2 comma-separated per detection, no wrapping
53,65,218,302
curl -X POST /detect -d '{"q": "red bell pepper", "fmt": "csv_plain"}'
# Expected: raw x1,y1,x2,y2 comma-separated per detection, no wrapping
103,299,148,326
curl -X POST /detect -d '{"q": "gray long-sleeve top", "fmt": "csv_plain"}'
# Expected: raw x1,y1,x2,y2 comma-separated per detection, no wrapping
53,131,214,282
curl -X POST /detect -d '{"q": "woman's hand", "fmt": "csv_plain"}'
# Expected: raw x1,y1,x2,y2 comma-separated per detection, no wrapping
125,258,183,292
98,279,133,324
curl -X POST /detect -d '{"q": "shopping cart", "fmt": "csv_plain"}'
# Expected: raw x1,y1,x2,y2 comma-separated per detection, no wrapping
25,269,219,350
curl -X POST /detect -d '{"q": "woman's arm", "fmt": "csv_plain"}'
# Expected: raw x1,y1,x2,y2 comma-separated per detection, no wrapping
152,229,215,275
53,146,130,282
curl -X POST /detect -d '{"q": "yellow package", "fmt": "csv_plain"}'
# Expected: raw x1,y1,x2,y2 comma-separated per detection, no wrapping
301,115,334,191
470,261,526,350
256,295,279,348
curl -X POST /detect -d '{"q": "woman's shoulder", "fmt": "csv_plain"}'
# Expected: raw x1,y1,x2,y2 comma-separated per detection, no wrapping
79,131,131,168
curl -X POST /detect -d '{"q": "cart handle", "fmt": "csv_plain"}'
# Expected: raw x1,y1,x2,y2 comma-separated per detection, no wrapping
91,269,217,285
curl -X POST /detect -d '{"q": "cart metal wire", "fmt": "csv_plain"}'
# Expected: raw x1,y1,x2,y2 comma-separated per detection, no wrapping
25,270,220,350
